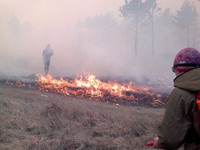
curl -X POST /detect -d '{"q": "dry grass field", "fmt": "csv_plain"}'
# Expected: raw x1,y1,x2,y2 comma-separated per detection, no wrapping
0,83,165,150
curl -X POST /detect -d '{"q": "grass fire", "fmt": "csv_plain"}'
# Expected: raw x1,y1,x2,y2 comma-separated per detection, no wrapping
0,78,165,150
1,74,170,149
6,74,168,107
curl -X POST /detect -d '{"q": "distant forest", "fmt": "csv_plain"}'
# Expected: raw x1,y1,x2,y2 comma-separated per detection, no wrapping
76,0,200,56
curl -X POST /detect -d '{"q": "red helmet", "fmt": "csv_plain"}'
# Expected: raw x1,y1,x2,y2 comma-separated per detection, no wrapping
173,47,200,72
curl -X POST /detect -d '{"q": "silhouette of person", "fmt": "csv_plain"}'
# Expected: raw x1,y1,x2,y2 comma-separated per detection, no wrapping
43,44,53,75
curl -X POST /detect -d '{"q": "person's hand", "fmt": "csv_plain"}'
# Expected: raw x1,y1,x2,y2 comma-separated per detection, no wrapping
145,140,155,146
145,137,160,149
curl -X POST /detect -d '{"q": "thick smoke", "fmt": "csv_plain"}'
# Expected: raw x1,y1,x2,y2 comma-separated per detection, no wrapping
0,0,199,87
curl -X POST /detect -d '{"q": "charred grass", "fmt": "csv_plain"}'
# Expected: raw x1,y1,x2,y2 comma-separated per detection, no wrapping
0,84,164,150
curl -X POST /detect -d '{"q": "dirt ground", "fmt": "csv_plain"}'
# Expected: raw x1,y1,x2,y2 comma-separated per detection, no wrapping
0,83,165,150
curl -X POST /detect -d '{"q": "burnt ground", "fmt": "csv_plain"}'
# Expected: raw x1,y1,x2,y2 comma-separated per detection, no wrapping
0,82,167,150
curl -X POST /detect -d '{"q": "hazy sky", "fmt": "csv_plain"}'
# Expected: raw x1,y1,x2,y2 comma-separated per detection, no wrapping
0,0,199,79
0,0,185,28
1,0,196,43
0,0,188,47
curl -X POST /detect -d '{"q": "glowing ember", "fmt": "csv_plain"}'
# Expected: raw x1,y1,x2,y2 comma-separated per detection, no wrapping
35,74,168,106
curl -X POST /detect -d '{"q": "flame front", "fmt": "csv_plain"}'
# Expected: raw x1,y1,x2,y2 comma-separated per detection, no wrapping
36,74,166,106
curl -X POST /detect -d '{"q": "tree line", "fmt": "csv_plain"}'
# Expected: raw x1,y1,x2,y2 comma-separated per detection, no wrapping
78,0,200,56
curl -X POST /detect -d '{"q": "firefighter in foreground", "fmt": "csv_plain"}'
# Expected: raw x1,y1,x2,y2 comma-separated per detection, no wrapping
146,48,200,149
43,44,54,75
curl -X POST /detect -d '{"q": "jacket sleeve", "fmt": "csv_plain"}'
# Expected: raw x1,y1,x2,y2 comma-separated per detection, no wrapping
157,88,194,149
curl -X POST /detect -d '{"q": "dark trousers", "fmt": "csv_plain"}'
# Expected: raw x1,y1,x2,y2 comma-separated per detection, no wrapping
44,60,50,75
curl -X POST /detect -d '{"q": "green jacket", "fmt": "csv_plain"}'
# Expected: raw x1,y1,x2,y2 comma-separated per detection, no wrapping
158,68,200,150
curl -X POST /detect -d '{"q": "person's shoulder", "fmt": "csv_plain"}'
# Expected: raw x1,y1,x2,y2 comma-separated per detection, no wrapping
169,87,195,103
172,87,192,95
43,48,47,52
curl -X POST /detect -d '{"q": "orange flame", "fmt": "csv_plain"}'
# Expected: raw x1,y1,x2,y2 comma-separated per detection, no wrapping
36,74,167,105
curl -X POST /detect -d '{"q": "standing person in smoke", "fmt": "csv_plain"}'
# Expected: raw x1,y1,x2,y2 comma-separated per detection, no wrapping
43,44,54,75
145,48,200,150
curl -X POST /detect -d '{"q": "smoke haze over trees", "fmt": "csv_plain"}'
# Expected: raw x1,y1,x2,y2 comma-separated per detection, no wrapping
174,0,199,48
0,0,200,85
